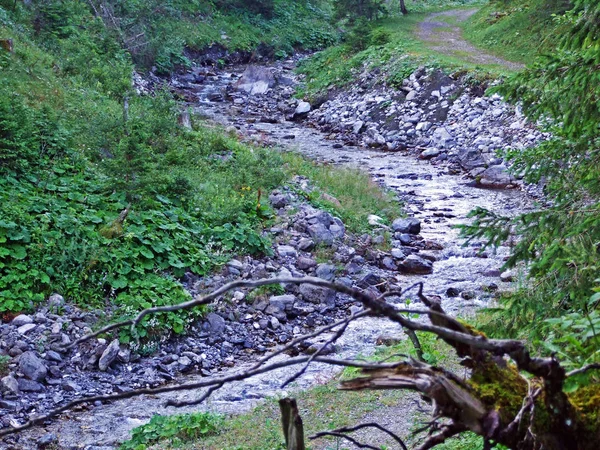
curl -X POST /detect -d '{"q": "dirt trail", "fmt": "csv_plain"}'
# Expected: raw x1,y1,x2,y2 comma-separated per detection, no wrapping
416,9,524,71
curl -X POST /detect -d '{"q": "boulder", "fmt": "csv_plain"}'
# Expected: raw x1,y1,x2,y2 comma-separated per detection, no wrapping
307,223,334,245
1,375,19,395
19,351,47,382
399,255,433,274
478,164,515,188
392,218,421,234
315,264,336,281
11,314,33,327
98,339,120,371
269,192,289,209
294,101,311,117
234,66,275,95
296,256,317,270
206,313,226,335
299,284,336,306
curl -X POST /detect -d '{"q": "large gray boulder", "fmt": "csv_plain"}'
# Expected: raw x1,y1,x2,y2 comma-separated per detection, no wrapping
478,164,515,188
234,66,275,95
392,218,421,235
98,339,120,371
399,255,433,274
19,351,47,382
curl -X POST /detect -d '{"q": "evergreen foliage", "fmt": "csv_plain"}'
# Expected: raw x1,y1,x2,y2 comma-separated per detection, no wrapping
463,0,600,371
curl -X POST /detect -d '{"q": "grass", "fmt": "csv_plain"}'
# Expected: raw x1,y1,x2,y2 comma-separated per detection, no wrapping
124,332,461,450
296,1,515,101
281,152,403,234
461,0,569,64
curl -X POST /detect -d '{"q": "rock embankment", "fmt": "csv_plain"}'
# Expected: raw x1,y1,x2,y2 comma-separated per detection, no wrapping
172,60,547,189
1,178,445,449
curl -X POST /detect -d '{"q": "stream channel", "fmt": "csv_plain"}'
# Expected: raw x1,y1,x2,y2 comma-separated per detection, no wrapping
19,64,534,450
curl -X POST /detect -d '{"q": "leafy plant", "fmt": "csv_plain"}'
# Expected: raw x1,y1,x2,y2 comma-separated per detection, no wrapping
119,412,225,449
0,355,11,376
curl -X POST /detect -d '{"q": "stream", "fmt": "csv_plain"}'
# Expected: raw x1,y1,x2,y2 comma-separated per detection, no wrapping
15,64,533,450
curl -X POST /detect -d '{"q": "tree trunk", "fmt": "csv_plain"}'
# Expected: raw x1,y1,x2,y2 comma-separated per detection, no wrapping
399,0,408,15
279,398,305,450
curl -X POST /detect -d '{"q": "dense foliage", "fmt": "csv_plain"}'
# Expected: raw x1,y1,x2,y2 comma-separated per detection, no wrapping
0,2,290,341
463,0,600,375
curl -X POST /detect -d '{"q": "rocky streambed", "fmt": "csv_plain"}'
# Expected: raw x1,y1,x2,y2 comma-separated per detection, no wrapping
1,58,539,449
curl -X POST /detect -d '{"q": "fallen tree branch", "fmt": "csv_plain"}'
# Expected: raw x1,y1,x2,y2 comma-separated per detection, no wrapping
0,356,399,437
567,362,600,377
310,422,408,450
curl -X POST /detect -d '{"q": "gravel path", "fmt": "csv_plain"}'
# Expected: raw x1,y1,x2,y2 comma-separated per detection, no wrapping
416,9,524,71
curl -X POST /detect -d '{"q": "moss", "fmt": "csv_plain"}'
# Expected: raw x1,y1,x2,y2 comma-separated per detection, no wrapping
568,383,600,432
470,358,527,423
457,320,487,338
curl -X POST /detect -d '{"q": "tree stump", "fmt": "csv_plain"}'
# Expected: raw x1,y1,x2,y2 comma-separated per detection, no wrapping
279,398,305,450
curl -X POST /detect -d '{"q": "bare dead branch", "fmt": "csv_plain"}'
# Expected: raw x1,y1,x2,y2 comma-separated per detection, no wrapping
310,423,408,450
311,431,381,449
567,362,600,377
165,382,224,408
0,356,399,437
281,316,352,388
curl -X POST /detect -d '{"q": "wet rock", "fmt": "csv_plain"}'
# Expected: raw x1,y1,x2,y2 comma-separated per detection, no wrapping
399,255,433,274
99,339,120,371
11,314,33,327
392,218,421,234
446,287,460,297
19,351,47,382
500,270,515,282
